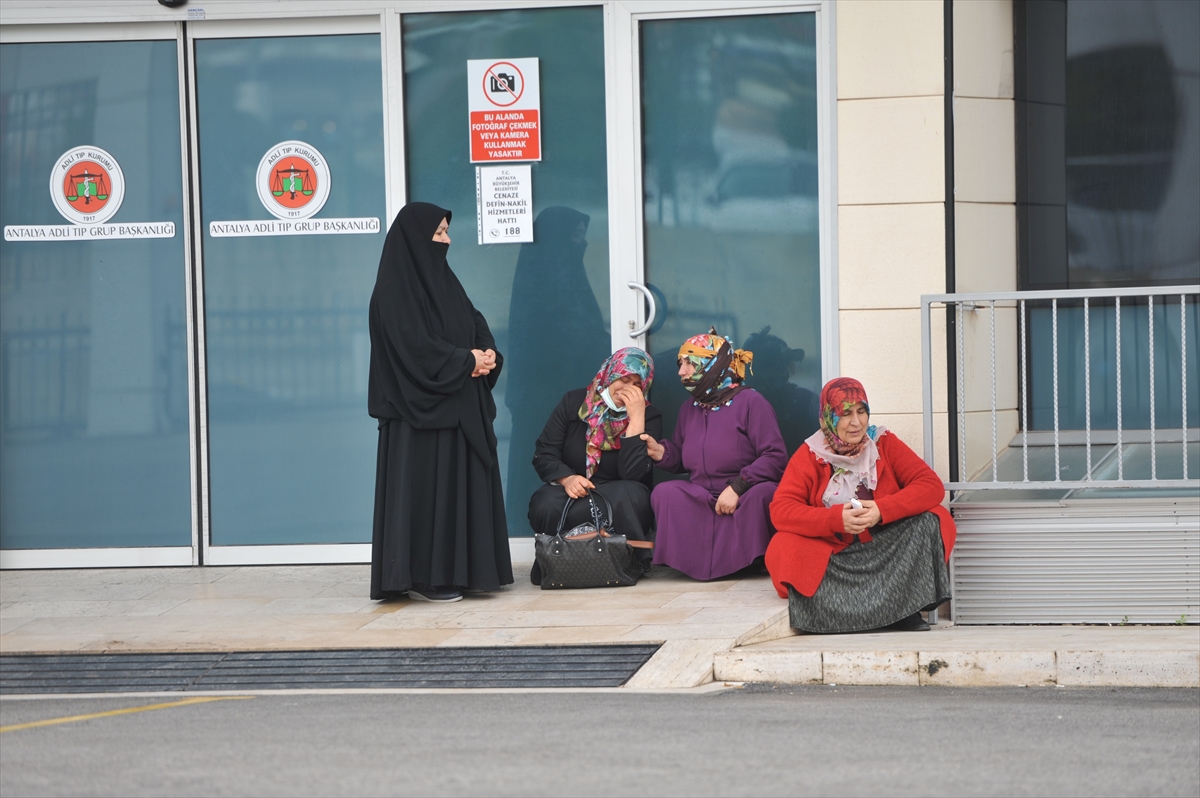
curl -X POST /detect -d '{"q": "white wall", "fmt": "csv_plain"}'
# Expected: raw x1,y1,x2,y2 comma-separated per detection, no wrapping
835,0,950,473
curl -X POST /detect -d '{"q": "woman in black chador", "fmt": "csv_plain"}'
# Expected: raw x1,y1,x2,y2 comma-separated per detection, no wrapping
368,202,513,603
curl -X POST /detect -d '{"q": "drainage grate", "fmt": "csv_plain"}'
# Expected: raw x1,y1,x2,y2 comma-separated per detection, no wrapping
0,645,661,694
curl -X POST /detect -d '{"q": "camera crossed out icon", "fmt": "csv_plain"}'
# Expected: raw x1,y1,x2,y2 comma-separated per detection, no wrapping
483,62,524,107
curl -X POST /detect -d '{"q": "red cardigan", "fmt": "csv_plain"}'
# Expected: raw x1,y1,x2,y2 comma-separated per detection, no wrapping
765,432,955,598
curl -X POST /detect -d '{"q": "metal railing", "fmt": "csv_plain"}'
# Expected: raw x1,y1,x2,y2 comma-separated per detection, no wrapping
921,284,1200,491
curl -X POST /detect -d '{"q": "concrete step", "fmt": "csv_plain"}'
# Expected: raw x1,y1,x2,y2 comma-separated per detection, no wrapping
713,625,1200,687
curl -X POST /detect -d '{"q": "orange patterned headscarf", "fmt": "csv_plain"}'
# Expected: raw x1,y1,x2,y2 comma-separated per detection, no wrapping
677,328,753,410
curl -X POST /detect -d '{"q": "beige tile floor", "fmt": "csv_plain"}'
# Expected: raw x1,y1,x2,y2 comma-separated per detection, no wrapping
0,563,788,654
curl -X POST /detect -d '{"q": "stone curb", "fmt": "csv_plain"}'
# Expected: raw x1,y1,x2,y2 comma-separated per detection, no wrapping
712,648,1200,687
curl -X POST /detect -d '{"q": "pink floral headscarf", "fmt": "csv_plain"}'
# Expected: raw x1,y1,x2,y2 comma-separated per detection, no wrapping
577,348,654,478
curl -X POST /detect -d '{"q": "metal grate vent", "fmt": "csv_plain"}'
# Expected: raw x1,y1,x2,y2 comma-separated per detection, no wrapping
0,645,661,694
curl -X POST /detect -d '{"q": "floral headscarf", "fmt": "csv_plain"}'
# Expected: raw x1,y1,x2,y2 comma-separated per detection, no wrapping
578,347,655,478
678,328,754,411
805,377,888,508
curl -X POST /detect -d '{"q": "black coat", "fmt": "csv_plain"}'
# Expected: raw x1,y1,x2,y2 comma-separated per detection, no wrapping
532,389,664,487
367,202,501,462
525,389,664,543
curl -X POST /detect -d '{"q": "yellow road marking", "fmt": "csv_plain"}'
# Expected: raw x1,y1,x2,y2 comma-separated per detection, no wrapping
0,695,254,733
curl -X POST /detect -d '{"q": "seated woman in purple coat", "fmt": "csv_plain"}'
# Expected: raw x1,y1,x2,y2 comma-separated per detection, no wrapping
642,329,788,580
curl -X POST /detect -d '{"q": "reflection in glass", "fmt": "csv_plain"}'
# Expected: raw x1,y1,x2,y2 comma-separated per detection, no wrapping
403,8,611,532
506,207,609,512
0,40,191,549
195,35,385,545
639,14,821,449
742,326,819,454
1026,1,1200,431
1066,0,1199,285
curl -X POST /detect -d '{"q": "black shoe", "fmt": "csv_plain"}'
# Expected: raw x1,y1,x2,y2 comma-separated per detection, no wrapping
889,612,931,632
408,585,463,603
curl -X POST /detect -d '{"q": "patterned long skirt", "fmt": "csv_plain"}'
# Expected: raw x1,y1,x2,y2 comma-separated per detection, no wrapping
787,511,951,633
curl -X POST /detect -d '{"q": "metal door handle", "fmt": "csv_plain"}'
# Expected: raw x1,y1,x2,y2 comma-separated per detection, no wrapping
627,281,656,338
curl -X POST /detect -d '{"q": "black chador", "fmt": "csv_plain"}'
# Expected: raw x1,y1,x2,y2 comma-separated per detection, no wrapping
367,202,512,598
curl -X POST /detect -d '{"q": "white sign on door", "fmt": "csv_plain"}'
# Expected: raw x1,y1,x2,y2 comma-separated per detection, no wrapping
467,58,541,163
476,165,533,244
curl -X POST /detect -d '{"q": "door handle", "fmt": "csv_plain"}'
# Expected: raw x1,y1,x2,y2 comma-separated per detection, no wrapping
627,282,657,338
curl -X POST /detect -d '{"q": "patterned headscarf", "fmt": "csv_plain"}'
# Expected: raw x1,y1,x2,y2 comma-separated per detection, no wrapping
805,377,888,508
678,328,754,411
577,347,655,478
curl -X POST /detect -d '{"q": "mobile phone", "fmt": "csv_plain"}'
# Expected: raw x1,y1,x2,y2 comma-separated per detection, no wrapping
850,498,863,510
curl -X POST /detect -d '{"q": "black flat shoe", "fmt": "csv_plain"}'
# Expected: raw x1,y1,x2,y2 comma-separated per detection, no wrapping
888,612,931,632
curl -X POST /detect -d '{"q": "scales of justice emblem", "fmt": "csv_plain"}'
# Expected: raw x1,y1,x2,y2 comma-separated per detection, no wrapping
50,145,125,225
255,140,331,221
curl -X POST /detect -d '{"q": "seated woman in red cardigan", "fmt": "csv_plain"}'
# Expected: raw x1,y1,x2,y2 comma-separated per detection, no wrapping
765,377,955,633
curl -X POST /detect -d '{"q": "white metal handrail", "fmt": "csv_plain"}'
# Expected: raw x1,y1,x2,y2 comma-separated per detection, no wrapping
921,284,1200,491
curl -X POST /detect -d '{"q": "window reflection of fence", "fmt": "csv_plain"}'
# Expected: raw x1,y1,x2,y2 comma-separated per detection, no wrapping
2,314,89,435
204,307,367,412
2,311,188,436
1,81,98,221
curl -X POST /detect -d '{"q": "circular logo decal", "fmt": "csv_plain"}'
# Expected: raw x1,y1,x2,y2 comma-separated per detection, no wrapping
50,146,125,225
256,141,331,220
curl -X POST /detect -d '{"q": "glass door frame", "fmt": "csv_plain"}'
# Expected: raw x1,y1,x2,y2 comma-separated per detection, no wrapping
2,1,839,569
0,21,200,569
601,0,840,379
185,14,398,566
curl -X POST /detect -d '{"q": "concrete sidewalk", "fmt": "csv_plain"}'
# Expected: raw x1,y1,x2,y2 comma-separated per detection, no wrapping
1,563,1196,689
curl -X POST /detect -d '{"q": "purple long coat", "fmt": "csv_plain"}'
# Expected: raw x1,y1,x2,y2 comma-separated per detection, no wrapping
651,388,788,580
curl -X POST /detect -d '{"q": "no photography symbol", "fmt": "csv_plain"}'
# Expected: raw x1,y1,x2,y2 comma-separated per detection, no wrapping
483,62,524,107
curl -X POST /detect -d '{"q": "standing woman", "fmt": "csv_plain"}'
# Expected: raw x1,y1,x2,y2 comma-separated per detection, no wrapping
368,202,512,602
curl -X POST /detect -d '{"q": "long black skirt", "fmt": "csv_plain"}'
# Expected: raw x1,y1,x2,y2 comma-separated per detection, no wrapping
787,511,951,634
370,418,513,599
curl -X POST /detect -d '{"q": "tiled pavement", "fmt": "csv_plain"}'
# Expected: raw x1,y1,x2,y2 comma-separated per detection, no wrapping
0,563,789,687
3,563,1196,689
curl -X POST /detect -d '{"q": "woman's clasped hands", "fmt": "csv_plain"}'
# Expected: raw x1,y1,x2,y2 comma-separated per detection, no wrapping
471,348,497,377
841,500,882,535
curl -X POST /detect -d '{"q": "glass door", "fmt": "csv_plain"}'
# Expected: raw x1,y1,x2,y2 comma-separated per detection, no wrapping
1,27,195,567
401,7,611,533
610,4,834,456
604,1,840,460
189,20,386,563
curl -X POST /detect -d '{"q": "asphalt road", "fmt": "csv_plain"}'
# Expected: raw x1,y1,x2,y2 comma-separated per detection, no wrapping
2,686,1197,797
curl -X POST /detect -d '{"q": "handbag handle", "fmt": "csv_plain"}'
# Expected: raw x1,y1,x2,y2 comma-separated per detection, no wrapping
555,489,615,537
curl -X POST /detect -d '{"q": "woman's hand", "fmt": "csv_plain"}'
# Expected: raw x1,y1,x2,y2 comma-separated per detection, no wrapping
841,500,880,534
471,348,497,377
715,485,740,515
558,474,595,500
639,434,664,462
616,383,646,436
614,383,646,417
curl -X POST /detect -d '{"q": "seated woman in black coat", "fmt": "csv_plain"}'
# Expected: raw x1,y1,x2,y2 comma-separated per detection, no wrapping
528,348,662,573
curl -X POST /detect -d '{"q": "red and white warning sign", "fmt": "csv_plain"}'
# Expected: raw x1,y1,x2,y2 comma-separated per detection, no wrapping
467,58,541,163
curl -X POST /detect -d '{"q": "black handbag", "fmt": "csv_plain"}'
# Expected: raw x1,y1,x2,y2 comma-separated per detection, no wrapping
532,490,643,590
